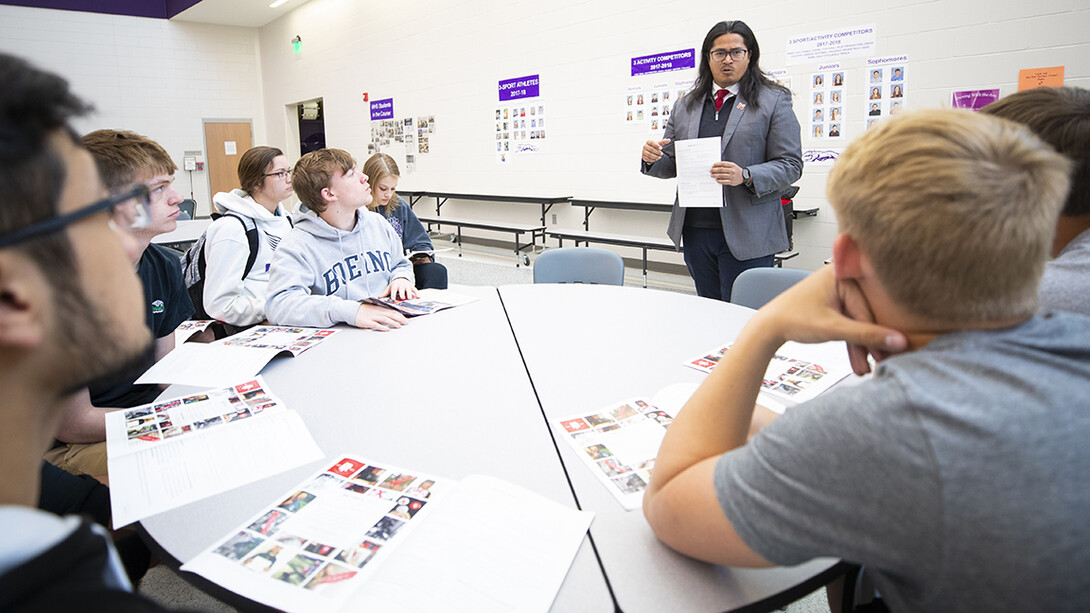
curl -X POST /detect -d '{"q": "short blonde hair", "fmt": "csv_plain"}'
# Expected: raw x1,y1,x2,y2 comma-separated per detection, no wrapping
291,148,354,213
362,153,400,211
827,109,1071,323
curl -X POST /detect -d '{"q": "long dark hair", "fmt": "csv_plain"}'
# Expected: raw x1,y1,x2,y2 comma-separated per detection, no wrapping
686,20,788,111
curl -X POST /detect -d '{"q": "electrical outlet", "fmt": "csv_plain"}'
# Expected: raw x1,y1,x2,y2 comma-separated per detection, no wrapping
551,214,557,224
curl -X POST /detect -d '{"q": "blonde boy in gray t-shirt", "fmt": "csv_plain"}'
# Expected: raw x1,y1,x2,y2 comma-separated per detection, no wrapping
643,109,1090,613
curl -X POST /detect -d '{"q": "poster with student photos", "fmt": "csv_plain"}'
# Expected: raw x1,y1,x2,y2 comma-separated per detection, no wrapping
864,57,908,130
183,456,449,613
624,78,693,135
685,341,854,405
808,66,846,140
556,398,675,510
494,102,547,164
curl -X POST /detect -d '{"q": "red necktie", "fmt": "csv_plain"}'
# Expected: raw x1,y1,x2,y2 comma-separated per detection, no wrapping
715,89,730,113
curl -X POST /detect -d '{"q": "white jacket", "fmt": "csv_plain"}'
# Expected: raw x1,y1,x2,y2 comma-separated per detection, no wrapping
204,189,294,326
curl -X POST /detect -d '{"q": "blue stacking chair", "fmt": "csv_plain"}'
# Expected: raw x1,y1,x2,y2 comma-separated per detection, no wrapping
533,247,625,286
730,267,810,309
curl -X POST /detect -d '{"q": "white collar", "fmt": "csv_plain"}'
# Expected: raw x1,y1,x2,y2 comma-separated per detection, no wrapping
712,83,739,100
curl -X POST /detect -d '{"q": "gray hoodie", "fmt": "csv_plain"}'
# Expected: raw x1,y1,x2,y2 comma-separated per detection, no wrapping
265,207,413,327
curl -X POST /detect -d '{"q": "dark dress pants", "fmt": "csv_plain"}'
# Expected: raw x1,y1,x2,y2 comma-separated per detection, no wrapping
682,226,774,302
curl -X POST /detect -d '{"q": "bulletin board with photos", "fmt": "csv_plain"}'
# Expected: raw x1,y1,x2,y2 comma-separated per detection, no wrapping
808,67,847,140
863,57,908,130
495,101,547,165
623,79,693,135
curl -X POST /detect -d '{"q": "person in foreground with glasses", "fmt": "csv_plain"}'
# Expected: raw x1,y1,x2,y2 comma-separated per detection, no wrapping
201,145,296,335
43,129,194,482
0,52,180,612
641,20,802,302
643,109,1090,612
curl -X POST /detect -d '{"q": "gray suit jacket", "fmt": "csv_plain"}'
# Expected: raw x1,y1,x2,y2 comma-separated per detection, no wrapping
642,84,803,260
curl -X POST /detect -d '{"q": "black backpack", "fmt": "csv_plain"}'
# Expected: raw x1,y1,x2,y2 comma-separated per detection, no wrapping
182,213,260,320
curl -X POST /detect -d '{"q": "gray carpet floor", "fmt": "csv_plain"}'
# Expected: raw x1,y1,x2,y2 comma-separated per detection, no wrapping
137,243,830,613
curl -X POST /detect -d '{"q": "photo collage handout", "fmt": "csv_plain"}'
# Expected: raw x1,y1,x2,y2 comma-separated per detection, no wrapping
685,340,854,405
105,376,323,527
362,288,477,318
495,101,546,164
183,456,449,613
173,319,214,345
136,326,338,388
864,56,908,129
107,378,283,453
220,325,336,354
809,65,847,140
556,398,675,510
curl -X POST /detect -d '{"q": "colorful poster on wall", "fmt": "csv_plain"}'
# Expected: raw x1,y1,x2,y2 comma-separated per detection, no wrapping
496,74,544,164
1018,66,1064,91
786,25,876,65
624,48,696,136
952,89,1000,111
807,63,846,141
863,54,908,129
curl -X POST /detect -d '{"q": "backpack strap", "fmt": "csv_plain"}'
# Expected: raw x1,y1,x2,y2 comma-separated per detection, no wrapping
220,213,260,280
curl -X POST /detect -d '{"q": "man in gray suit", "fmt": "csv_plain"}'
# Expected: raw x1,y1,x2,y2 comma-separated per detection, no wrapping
642,20,802,301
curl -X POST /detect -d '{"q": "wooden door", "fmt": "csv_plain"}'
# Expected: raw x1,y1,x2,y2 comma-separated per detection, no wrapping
203,121,253,197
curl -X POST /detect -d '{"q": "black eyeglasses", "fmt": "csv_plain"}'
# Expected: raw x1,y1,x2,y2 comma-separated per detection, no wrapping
264,170,292,181
0,183,151,248
710,48,749,62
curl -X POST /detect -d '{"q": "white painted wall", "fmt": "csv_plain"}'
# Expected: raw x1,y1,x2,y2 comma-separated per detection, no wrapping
0,5,266,217
255,0,1090,271
3,1,1088,270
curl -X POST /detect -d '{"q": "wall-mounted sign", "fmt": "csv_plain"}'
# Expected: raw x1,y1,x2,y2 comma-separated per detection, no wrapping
369,98,394,121
498,75,540,102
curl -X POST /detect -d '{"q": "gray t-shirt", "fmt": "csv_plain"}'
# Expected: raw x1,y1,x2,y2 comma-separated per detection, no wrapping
1039,227,1090,316
715,312,1090,613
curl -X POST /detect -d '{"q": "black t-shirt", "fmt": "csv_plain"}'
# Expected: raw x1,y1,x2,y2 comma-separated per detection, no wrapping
89,244,194,408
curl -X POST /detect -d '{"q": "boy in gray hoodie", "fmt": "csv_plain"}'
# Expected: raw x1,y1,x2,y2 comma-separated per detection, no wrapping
265,148,416,330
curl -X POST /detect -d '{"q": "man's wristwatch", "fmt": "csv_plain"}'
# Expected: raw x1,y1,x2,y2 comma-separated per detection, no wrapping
742,167,752,186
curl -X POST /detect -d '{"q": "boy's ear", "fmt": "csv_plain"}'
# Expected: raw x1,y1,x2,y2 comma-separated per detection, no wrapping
832,233,866,281
320,186,336,204
0,253,47,349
